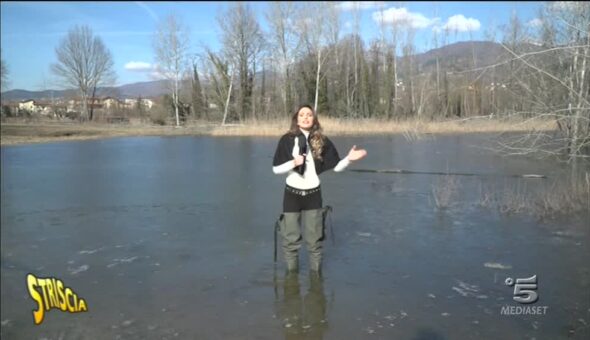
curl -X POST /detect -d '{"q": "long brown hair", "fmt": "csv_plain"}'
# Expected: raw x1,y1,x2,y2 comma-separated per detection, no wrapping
288,105,325,160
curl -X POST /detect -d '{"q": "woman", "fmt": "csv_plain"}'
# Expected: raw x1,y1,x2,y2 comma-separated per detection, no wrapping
272,105,367,273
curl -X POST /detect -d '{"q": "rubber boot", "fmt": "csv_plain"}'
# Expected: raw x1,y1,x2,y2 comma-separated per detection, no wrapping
280,212,302,272
302,208,325,273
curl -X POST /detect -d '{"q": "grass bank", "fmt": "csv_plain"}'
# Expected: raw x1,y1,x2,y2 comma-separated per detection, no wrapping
1,116,556,146
1,120,213,146
210,116,556,136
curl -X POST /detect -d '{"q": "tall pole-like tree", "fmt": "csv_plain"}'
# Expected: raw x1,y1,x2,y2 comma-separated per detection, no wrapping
0,49,8,93
351,2,360,116
191,58,206,120
388,21,400,119
204,48,234,125
218,3,264,121
266,2,298,117
154,14,190,127
51,25,116,121
295,2,335,113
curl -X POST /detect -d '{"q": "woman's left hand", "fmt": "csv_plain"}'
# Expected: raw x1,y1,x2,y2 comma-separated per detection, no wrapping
347,145,367,161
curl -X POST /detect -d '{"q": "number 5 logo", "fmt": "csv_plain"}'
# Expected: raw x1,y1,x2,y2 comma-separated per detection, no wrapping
505,275,538,304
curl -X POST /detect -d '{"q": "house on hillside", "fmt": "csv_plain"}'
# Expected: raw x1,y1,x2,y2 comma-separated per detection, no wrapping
18,99,36,112
122,98,154,110
34,101,55,115
123,98,137,109
65,98,105,112
66,99,77,113
141,98,154,109
102,97,121,109
16,99,66,116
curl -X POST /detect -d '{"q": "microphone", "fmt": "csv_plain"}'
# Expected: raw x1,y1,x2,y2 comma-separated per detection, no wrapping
296,144,307,175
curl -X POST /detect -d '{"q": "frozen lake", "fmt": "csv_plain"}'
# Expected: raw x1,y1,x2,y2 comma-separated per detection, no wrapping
1,134,589,339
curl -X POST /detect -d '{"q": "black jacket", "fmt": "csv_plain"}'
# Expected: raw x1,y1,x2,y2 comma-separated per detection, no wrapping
273,131,341,175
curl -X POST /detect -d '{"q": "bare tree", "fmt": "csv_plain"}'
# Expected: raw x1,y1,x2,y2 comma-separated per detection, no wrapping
472,3,589,161
388,20,401,119
401,26,417,118
153,14,190,127
51,25,116,121
1,49,8,92
266,2,298,117
218,3,264,121
350,3,361,116
550,2,590,159
295,2,335,112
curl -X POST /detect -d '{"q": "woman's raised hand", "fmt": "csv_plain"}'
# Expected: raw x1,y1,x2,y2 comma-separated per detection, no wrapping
347,145,367,161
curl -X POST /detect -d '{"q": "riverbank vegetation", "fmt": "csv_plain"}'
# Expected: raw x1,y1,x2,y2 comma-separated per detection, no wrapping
1,2,588,159
1,115,556,145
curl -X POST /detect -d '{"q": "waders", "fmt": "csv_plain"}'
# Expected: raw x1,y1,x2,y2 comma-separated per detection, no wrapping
274,206,333,273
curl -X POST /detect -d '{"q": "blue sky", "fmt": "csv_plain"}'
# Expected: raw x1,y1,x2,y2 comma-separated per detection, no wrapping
1,1,543,91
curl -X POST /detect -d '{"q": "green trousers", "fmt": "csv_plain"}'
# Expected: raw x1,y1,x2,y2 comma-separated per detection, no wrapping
278,208,326,272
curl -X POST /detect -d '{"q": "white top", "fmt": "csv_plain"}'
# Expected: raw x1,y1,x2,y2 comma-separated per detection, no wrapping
272,129,350,189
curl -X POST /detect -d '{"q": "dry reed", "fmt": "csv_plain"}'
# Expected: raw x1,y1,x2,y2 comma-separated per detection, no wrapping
1,116,557,146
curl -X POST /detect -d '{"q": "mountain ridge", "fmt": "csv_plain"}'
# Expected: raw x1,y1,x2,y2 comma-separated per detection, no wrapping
1,41,541,102
1,79,169,102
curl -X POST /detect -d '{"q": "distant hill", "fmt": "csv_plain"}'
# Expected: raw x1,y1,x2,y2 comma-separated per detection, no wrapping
115,79,169,98
415,41,506,72
1,79,170,102
1,41,543,102
414,40,543,73
0,89,76,102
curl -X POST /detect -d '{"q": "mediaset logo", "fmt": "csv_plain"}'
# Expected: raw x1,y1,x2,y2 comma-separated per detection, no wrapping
27,273,88,325
500,275,549,315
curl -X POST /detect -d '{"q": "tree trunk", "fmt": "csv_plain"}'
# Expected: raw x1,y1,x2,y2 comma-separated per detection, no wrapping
314,49,322,112
392,49,398,118
222,69,235,126
174,77,180,126
89,86,97,121
81,91,88,122
571,42,587,159
285,67,292,116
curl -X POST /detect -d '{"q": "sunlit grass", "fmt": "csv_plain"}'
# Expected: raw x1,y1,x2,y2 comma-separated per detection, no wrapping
1,116,557,145
210,117,556,136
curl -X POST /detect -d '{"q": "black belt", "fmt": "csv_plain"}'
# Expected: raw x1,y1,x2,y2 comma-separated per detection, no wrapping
285,185,321,196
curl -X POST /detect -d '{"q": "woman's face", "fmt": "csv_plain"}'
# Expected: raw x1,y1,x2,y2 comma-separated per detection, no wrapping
297,107,315,130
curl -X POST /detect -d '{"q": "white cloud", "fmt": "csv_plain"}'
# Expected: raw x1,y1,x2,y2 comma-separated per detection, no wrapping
441,14,481,32
338,1,385,11
125,61,154,72
527,18,543,28
372,7,435,29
